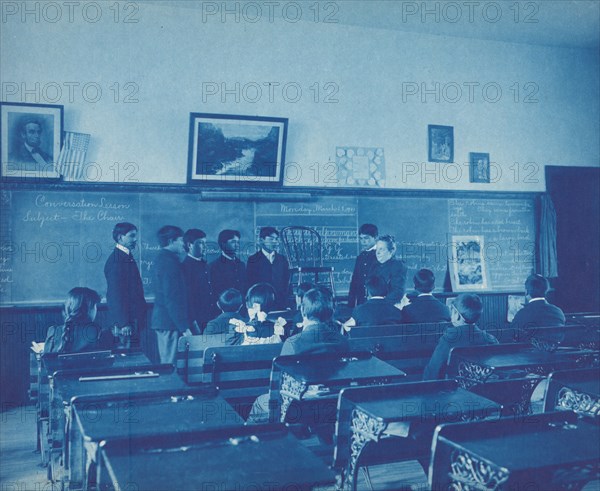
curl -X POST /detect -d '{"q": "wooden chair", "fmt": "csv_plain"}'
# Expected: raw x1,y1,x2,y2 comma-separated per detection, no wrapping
280,226,336,299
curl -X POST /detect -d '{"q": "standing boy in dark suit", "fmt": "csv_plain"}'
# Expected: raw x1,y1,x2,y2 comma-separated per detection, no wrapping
151,225,192,364
104,222,147,348
246,227,290,309
209,229,247,306
510,274,565,343
347,224,378,308
182,229,211,334
402,269,451,324
423,294,498,380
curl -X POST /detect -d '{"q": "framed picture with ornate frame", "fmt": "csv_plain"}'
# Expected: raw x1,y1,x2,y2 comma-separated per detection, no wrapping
188,113,288,186
0,102,63,181
428,124,454,163
469,152,490,183
449,235,489,292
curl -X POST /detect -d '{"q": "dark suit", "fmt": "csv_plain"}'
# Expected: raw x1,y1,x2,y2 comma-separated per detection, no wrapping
104,247,147,343
352,298,403,327
423,324,498,380
280,322,349,356
151,249,189,332
510,299,566,331
368,257,408,305
402,294,451,324
9,142,52,167
205,311,245,345
209,255,247,301
246,250,290,309
182,255,211,333
348,249,377,307
151,249,189,363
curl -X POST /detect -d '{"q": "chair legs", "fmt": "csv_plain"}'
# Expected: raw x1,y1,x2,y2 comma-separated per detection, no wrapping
292,270,337,300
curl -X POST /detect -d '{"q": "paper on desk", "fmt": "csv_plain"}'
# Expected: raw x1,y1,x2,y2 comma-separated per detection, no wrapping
383,421,411,438
30,341,44,354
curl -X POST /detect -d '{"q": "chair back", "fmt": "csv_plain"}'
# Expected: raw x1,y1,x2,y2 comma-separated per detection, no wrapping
280,226,323,268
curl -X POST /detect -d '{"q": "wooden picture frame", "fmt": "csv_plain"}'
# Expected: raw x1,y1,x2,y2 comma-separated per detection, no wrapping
428,124,454,163
188,113,288,186
1,102,63,181
470,152,490,183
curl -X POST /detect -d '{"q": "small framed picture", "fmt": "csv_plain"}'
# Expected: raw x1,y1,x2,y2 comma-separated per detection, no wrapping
428,124,454,163
469,152,490,183
0,102,64,181
449,235,489,291
188,113,288,186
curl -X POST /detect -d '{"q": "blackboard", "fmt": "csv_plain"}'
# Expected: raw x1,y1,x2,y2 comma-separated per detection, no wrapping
0,188,535,305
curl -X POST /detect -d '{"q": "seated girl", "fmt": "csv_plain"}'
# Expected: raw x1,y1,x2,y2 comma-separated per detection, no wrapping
232,283,286,346
44,287,112,353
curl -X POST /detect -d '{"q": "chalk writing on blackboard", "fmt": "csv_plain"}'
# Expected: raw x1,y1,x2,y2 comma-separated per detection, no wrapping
449,199,534,289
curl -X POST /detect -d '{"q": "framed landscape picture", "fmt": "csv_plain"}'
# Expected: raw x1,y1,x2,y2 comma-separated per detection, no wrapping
0,102,63,181
188,113,288,186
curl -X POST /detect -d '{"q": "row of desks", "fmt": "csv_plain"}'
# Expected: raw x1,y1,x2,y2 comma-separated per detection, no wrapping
37,341,599,491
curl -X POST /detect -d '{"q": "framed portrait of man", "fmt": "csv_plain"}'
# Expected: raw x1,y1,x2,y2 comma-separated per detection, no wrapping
469,152,491,183
428,124,454,163
0,102,64,180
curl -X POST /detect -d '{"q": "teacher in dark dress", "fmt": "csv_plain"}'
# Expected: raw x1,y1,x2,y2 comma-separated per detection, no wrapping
368,235,407,306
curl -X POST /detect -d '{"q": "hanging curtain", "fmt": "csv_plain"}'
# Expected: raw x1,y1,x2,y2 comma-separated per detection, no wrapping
538,193,558,278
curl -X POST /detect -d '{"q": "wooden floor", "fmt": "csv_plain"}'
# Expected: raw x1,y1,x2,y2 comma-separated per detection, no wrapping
0,405,428,491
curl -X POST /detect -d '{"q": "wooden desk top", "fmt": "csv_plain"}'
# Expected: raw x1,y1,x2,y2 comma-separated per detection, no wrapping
73,389,243,442
274,355,406,385
43,351,150,376
54,369,187,405
443,420,600,471
101,427,336,491
344,382,500,423
458,346,592,369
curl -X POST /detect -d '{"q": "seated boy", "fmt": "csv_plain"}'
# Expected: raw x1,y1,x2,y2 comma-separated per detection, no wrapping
247,287,349,423
344,276,403,329
511,274,565,332
204,288,245,345
423,293,498,380
402,269,451,324
281,287,350,356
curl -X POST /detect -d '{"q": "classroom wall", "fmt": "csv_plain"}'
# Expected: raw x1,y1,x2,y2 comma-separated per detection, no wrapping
1,2,598,191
